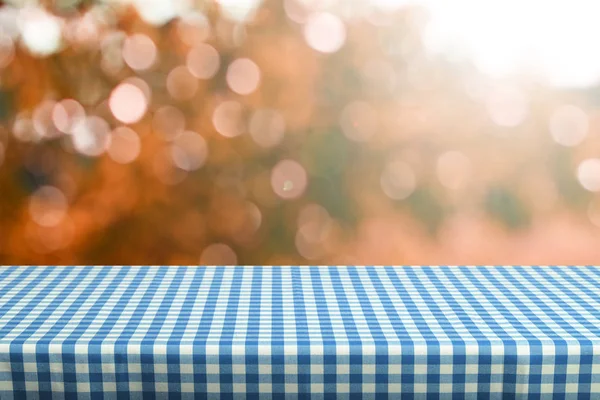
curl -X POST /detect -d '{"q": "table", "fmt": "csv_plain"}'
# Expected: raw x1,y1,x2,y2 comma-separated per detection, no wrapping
0,266,598,399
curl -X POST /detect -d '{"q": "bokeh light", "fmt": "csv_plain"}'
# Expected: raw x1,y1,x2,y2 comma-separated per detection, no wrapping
71,116,110,157
213,100,244,138
226,58,261,95
248,109,286,148
107,126,141,164
200,243,237,265
187,44,220,79
64,11,99,47
177,12,211,46
303,12,346,53
134,0,189,26
167,66,199,101
109,83,149,124
13,116,37,142
122,34,158,71
380,159,416,200
217,0,263,23
549,105,589,147
123,77,153,103
29,186,68,228
28,217,75,253
577,159,600,192
171,130,208,171
271,159,308,200
0,6,20,40
52,99,85,135
284,0,310,24
19,7,63,56
33,100,59,139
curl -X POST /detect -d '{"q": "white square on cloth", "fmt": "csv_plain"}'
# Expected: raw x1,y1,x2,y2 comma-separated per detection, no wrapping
259,364,272,375
311,383,324,392
207,383,220,392
77,382,90,392
23,363,37,373
440,383,452,392
181,383,195,392
363,383,375,392
541,364,554,376
337,364,349,374
388,383,402,393
154,364,168,374
565,383,578,393
231,345,245,355
333,382,348,393
310,365,323,374
566,364,579,374
363,364,375,374
51,381,64,392
233,383,246,393
257,345,271,356
439,364,453,374
414,364,427,375
285,383,298,393
540,382,555,393
155,382,169,392
180,364,194,374
128,364,141,373
102,363,115,374
259,382,272,392
206,364,219,374
490,382,503,393
414,383,427,393
129,382,143,392
232,364,245,374
465,383,478,393
311,344,323,356
285,364,297,375
465,364,478,375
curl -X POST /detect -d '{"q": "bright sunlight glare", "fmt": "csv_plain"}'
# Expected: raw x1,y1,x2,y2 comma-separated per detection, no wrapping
422,0,600,88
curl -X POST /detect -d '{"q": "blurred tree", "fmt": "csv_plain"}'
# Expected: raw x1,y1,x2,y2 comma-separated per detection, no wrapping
1,1,600,265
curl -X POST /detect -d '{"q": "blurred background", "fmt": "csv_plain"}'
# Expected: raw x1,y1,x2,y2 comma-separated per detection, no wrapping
2,0,600,265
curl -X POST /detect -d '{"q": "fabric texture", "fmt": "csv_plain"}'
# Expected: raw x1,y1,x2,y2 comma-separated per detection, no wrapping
0,266,599,399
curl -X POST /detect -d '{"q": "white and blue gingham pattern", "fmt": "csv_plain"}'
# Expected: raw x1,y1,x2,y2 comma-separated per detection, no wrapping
0,266,599,399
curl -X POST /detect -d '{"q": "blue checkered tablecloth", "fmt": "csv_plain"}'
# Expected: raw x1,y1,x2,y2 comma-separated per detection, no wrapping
0,266,599,399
